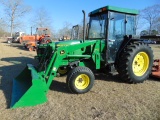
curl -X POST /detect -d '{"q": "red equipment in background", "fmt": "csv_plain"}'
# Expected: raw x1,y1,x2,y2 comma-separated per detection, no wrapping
20,28,52,51
151,59,160,78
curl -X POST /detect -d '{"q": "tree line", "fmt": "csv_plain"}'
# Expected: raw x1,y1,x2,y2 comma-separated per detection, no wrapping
0,0,159,39
138,4,160,36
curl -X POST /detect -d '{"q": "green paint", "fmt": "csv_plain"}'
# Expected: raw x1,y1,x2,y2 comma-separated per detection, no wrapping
90,5,138,15
11,65,47,108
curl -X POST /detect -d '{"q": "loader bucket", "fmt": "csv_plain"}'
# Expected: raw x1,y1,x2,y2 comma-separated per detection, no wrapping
10,64,48,108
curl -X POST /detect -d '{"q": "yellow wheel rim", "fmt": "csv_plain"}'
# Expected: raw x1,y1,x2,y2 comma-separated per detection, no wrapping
58,67,67,75
75,74,90,90
132,52,149,76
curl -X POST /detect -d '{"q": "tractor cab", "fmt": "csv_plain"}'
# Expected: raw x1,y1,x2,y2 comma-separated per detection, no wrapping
88,6,138,62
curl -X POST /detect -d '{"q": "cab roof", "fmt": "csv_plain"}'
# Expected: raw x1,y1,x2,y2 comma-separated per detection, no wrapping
89,6,139,15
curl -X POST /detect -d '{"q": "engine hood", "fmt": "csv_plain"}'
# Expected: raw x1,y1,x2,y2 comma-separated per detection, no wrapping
55,40,81,47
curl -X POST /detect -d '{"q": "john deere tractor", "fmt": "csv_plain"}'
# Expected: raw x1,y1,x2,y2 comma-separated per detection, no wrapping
11,6,153,108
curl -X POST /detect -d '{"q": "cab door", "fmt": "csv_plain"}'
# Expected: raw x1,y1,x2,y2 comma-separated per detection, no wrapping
107,12,125,63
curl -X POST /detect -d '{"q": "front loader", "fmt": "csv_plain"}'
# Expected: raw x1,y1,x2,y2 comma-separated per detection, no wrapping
11,6,153,108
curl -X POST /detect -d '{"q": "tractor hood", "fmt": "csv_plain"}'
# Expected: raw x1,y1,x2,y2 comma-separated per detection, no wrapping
37,40,82,51
55,40,81,47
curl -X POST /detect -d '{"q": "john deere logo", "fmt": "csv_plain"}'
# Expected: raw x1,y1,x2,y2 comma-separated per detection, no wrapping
60,50,65,54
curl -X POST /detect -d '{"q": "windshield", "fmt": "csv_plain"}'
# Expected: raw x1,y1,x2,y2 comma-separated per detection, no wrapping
88,13,107,39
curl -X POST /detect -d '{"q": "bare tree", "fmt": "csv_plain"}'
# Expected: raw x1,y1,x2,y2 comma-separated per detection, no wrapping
0,0,31,37
58,22,72,38
79,18,89,39
157,18,160,33
30,7,55,37
135,13,145,35
153,17,160,33
141,4,160,35
0,14,10,37
31,7,53,28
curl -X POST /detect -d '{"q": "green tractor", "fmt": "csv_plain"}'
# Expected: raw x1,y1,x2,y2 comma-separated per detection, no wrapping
11,6,153,108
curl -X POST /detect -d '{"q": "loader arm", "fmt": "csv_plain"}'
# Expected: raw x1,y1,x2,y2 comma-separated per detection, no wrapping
11,40,101,108
43,40,100,89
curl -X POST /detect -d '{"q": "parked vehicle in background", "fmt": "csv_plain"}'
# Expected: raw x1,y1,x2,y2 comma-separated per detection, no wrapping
21,28,52,51
143,40,156,44
7,32,25,43
141,35,160,44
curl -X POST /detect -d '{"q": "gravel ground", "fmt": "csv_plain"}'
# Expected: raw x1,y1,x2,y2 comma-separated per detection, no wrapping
0,39,160,120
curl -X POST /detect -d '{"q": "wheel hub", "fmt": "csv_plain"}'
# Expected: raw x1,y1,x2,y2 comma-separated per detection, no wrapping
75,74,90,90
132,52,149,76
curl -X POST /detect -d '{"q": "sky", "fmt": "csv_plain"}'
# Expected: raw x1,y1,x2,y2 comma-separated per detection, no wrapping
1,0,160,34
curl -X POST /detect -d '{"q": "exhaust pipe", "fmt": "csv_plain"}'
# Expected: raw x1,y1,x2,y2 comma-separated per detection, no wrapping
82,10,86,42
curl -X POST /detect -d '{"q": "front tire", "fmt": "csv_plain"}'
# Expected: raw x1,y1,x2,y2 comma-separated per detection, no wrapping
66,67,95,94
117,42,153,83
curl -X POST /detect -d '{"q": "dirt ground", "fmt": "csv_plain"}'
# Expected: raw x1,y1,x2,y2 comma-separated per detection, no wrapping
0,39,160,120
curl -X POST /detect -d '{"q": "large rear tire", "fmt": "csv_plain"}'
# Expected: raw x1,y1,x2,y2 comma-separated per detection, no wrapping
117,42,153,83
66,67,95,94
